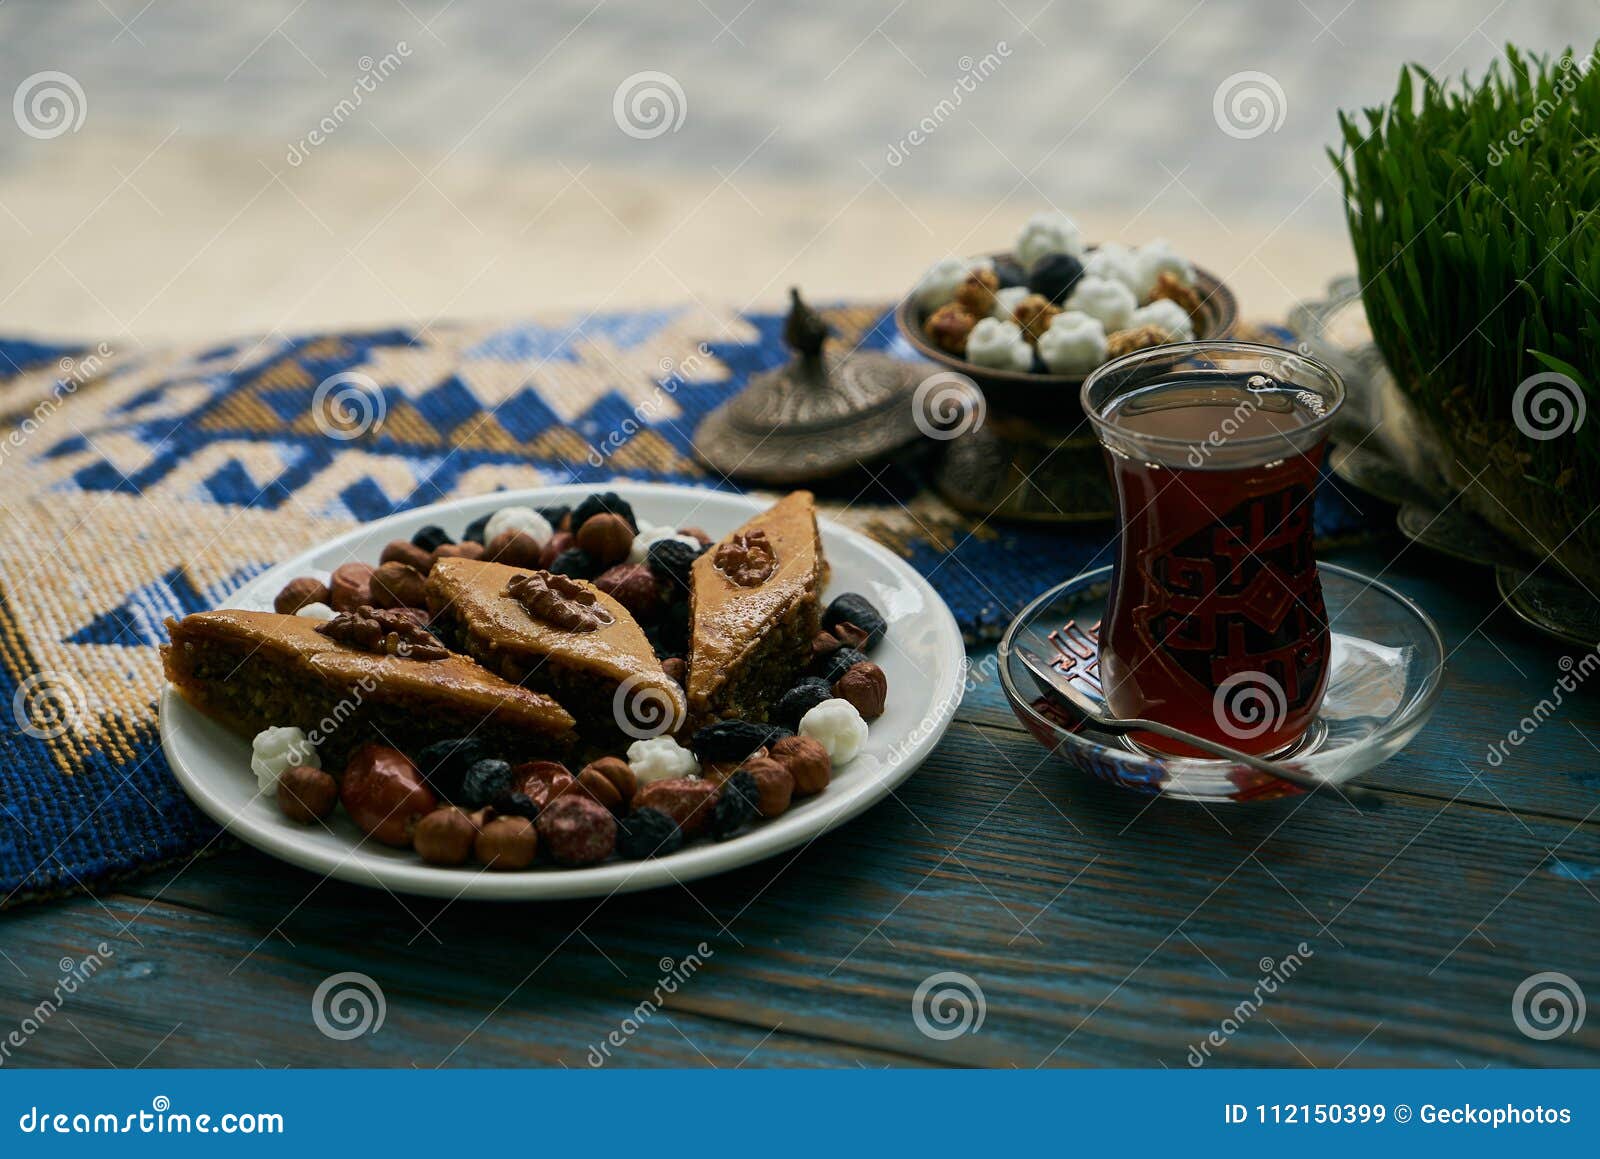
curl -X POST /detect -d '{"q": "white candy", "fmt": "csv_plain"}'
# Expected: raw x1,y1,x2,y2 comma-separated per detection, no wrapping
798,698,869,766
484,505,553,548
964,318,1032,372
1132,239,1195,300
294,601,336,621
1083,243,1140,295
1131,299,1196,342
1066,276,1137,332
1016,211,1085,269
992,285,1030,320
627,525,699,566
913,256,993,312
626,736,700,784
250,726,319,794
1037,311,1108,374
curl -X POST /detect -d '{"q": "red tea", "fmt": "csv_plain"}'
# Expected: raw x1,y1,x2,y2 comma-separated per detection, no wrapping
1097,376,1331,756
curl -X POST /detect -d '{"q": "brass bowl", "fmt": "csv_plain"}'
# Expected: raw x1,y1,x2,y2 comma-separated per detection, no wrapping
893,252,1239,423
894,251,1239,522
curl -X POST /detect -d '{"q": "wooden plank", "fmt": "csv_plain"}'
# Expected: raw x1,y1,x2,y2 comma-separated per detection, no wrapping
6,720,1597,1068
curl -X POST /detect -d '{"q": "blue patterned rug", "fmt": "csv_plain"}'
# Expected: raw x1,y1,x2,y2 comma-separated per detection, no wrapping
0,304,1369,904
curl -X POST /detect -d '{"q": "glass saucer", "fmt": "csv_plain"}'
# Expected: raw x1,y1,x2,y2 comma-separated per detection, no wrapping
996,563,1445,803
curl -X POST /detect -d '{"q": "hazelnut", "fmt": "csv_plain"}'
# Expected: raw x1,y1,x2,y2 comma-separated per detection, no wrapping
679,526,712,547
593,563,660,622
632,777,720,838
537,795,617,866
769,735,831,796
431,541,485,566
661,657,686,685
578,756,636,813
512,760,577,807
833,661,887,720
380,539,433,573
474,815,538,870
953,267,1001,319
274,576,329,616
924,302,978,355
276,765,337,823
538,531,575,569
741,756,794,818
414,806,479,866
328,562,375,613
1013,293,1060,345
485,529,543,569
576,512,634,568
370,560,427,610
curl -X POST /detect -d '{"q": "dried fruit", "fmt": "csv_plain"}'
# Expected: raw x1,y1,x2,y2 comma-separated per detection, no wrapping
1028,252,1086,305
370,560,427,610
411,524,454,552
414,736,496,801
380,539,434,572
576,512,635,568
661,656,687,685
631,777,719,838
572,491,638,534
274,576,329,616
538,530,575,569
537,795,617,865
329,562,375,613
616,807,683,860
834,661,888,720
547,547,596,580
593,563,661,622
773,677,835,731
512,760,577,808
924,302,978,355
690,719,793,764
461,512,493,545
276,764,337,823
341,743,438,847
460,758,516,809
823,593,885,649
741,755,793,818
710,770,762,839
769,735,831,796
813,646,871,684
537,505,572,532
830,621,872,651
484,529,544,569
475,816,538,870
578,756,636,813
414,806,479,865
493,791,540,821
646,538,704,595
992,255,1027,288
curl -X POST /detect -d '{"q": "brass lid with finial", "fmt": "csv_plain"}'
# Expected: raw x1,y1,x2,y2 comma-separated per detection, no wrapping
693,288,933,483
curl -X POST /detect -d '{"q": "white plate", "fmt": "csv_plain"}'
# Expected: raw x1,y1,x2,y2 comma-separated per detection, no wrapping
160,483,966,900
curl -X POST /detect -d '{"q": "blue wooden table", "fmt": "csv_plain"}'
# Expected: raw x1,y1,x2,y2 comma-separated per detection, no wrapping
5,540,1599,1067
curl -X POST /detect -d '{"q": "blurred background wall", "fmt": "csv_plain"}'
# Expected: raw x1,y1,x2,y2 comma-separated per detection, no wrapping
0,0,1590,344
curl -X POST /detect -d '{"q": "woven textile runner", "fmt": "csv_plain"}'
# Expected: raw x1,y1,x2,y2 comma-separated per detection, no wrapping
0,304,1367,903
